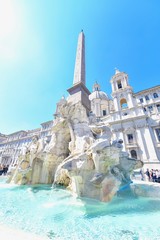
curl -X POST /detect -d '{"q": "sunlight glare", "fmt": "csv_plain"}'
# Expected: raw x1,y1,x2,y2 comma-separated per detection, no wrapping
0,0,23,61
0,0,17,37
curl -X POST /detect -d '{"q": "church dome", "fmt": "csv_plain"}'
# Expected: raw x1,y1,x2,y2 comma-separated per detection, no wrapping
89,90,109,101
89,82,109,101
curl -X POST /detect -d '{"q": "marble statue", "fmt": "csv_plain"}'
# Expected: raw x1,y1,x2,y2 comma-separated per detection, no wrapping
8,101,142,202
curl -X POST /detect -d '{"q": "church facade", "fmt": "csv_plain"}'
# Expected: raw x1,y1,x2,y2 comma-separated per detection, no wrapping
0,31,160,169
89,72,160,169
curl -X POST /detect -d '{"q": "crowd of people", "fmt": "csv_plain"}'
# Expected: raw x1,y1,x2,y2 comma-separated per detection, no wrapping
141,168,160,183
0,165,9,176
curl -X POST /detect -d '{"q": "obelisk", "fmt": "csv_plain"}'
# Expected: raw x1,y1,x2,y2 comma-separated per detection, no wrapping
67,31,91,112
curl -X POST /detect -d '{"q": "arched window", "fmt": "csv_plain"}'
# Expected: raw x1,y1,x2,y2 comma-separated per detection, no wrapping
127,134,133,143
145,95,149,101
117,80,122,89
139,98,143,103
120,98,128,109
157,104,160,112
130,150,137,159
102,110,107,116
153,93,158,98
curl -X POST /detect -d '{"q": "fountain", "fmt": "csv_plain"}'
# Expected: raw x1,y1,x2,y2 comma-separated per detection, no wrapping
8,101,142,202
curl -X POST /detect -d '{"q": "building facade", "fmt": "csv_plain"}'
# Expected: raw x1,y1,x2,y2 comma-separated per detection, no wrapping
0,121,53,166
0,31,160,169
89,69,160,168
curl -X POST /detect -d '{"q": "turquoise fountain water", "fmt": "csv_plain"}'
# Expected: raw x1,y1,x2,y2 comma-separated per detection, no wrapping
0,178,160,240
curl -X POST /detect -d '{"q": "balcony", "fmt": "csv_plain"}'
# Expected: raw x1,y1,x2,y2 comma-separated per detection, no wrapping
126,142,139,148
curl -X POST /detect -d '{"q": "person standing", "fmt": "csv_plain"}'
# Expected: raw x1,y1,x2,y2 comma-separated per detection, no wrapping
145,168,150,181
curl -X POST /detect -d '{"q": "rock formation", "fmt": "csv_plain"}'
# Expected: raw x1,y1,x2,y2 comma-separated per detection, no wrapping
8,100,143,202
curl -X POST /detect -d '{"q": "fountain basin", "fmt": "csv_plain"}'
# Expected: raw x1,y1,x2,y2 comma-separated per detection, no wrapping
1,178,160,239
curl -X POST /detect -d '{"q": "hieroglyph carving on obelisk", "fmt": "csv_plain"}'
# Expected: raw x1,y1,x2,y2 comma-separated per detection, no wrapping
73,30,86,86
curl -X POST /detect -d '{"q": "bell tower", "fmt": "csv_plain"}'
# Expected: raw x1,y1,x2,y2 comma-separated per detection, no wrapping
110,69,135,111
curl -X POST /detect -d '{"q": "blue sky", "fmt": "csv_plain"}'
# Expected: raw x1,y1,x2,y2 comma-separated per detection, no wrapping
0,0,160,134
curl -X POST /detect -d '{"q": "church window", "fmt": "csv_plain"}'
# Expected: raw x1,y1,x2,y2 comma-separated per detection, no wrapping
143,107,147,112
120,98,128,109
156,104,160,112
153,93,158,98
127,134,133,143
117,81,122,89
130,150,137,159
139,98,143,103
145,95,149,101
103,110,107,116
155,128,160,142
